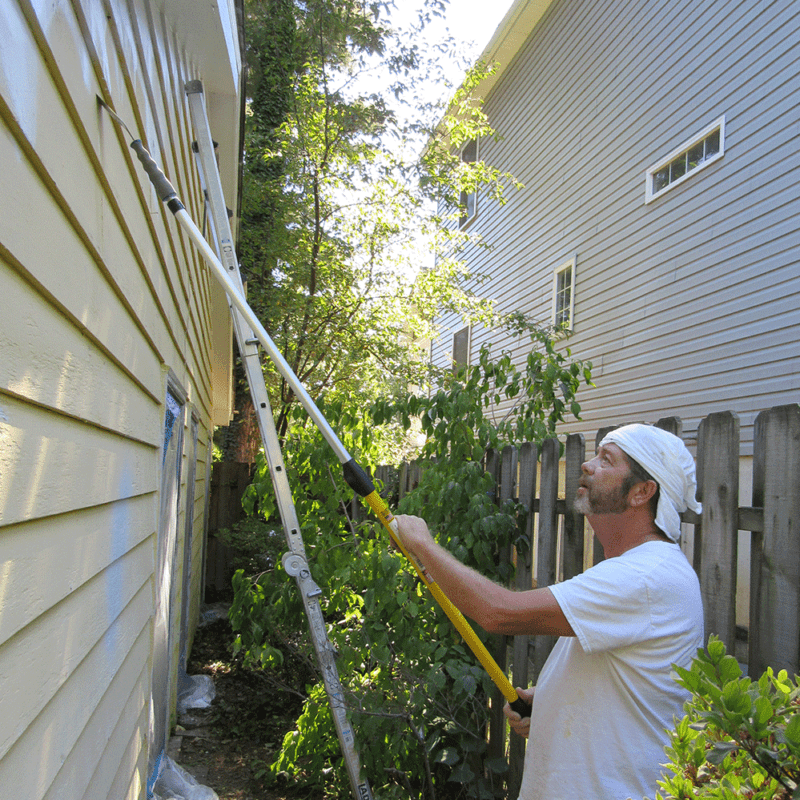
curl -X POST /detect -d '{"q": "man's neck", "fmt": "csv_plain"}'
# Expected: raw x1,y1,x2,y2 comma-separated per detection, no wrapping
588,509,668,559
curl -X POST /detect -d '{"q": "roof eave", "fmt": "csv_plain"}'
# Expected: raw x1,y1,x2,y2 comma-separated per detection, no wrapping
470,0,555,102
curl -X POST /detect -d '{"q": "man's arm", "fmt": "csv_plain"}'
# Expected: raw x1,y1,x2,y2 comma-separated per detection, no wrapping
395,515,575,637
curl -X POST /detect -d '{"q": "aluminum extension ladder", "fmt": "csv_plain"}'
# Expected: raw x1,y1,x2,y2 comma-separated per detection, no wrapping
185,81,373,800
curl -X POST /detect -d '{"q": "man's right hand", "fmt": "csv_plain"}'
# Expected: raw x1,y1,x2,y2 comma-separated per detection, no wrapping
503,686,534,738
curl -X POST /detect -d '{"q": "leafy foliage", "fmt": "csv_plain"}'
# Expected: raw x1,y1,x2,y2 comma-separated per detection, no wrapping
221,0,523,460
378,325,592,584
226,3,595,797
226,329,591,798
651,636,800,800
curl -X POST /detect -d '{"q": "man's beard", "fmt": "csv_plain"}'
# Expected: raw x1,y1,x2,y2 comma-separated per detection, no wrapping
574,483,630,515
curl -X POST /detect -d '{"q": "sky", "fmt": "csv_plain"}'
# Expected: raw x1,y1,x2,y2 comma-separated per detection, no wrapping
393,0,516,89
437,0,516,63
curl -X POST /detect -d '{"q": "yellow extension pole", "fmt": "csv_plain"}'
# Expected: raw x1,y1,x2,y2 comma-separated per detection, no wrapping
360,490,526,714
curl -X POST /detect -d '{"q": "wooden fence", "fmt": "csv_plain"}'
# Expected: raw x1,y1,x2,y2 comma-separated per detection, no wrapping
394,404,800,799
204,461,254,600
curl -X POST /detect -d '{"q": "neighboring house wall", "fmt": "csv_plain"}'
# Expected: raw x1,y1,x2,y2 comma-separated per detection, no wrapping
434,0,800,455
0,1,240,798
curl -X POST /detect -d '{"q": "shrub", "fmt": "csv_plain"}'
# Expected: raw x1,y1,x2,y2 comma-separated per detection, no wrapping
652,636,800,800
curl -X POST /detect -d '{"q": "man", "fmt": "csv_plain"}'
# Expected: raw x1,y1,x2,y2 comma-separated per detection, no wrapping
395,424,704,800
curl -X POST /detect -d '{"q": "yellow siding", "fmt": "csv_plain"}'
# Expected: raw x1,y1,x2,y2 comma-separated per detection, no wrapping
0,0,239,797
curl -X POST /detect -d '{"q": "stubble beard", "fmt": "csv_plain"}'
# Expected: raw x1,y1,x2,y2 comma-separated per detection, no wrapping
574,484,630,516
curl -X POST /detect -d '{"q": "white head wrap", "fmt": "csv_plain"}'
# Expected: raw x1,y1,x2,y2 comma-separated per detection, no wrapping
599,423,701,542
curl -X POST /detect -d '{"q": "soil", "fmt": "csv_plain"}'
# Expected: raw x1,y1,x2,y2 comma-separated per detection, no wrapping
174,609,310,800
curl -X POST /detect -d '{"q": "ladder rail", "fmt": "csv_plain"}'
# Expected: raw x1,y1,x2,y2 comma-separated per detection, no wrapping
185,82,372,800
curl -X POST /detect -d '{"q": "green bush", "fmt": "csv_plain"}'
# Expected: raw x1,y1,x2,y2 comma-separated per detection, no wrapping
652,636,800,800
228,329,591,798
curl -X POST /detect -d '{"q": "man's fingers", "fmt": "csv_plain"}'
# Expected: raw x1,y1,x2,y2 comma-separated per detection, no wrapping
503,687,534,738
516,686,535,704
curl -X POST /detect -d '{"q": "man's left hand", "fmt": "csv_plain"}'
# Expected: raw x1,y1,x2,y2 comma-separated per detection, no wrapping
394,514,435,559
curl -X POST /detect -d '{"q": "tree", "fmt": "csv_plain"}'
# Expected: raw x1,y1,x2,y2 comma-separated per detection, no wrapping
219,0,521,460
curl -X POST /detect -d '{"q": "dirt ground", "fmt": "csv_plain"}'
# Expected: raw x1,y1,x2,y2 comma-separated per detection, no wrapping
173,611,309,800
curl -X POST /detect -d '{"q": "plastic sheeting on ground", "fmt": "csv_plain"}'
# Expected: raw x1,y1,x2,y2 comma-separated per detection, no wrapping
177,673,215,714
152,755,219,800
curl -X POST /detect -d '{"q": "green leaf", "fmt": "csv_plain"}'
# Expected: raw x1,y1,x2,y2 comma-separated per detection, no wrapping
718,654,742,683
706,635,726,662
753,695,774,727
722,681,751,716
485,757,509,774
449,761,475,783
706,740,737,765
434,747,460,766
785,713,800,747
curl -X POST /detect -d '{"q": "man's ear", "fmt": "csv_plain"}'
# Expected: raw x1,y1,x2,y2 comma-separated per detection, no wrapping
628,479,658,508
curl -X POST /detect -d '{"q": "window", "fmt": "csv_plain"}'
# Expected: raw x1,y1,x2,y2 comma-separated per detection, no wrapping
645,116,725,203
148,380,186,794
459,138,478,227
551,257,576,331
452,325,471,372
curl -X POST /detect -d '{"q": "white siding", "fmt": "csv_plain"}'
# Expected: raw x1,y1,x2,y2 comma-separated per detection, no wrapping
0,0,239,797
434,0,800,454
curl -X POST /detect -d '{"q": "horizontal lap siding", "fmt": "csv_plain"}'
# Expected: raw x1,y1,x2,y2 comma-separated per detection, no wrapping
440,0,799,454
0,496,156,645
0,583,153,800
0,0,233,797
0,545,152,763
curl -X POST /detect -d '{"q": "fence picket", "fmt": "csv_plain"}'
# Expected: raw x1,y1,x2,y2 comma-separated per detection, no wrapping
750,405,800,676
486,447,517,766
533,438,559,677
563,434,586,579
509,442,537,798
696,411,739,652
655,416,682,437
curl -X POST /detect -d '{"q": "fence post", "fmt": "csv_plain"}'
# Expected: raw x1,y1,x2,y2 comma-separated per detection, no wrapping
508,442,537,799
533,438,559,678
486,447,517,771
696,411,739,653
592,427,617,564
482,448,505,771
398,461,410,501
563,434,586,579
750,405,800,676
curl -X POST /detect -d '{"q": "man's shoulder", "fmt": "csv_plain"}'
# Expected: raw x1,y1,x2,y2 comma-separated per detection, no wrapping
618,540,693,572
574,541,699,601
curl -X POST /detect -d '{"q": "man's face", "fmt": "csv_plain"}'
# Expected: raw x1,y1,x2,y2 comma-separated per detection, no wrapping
574,443,633,516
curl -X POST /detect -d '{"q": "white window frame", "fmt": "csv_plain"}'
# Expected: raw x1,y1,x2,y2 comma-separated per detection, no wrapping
551,256,576,331
645,116,726,204
459,138,478,228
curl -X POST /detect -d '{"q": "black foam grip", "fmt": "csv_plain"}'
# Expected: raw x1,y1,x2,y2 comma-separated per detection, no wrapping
510,696,531,719
342,458,375,497
130,140,178,202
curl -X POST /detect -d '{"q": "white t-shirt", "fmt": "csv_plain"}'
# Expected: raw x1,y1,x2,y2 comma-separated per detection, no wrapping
519,541,704,800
